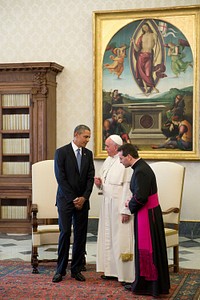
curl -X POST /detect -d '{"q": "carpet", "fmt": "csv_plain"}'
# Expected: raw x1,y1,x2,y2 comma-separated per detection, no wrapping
0,261,200,299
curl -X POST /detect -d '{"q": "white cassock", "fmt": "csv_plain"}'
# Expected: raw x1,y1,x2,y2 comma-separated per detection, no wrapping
96,154,135,283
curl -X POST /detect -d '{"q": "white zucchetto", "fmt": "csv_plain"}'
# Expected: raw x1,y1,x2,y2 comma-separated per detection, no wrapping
109,134,123,146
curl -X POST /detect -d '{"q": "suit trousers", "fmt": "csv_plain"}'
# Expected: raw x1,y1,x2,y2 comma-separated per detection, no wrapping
56,205,88,275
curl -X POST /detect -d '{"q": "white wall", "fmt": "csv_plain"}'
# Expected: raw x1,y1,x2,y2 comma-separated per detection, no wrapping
1,0,200,221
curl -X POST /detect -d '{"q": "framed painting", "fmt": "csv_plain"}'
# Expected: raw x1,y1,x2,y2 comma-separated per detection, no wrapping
93,5,200,160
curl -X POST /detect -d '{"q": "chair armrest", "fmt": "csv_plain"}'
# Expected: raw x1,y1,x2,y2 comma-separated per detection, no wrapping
31,204,38,213
162,207,180,215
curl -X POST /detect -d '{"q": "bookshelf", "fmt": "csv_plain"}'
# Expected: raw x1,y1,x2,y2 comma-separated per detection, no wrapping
0,62,63,233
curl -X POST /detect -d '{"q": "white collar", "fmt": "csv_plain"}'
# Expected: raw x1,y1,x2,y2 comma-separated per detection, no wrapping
72,141,82,154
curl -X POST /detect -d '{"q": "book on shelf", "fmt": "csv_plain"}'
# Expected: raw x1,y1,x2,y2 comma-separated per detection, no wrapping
1,205,27,219
3,138,30,154
2,114,30,130
2,162,30,175
1,206,7,219
2,94,30,107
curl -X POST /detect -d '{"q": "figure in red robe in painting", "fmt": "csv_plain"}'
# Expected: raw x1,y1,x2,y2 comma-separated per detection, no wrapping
132,22,166,95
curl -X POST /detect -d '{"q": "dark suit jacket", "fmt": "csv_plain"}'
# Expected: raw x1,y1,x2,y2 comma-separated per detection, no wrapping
54,143,95,210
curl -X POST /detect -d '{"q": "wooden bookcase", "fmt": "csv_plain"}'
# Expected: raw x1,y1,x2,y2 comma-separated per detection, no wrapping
0,62,63,233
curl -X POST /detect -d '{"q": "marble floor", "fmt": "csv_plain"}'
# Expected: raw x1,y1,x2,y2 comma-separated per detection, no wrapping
0,232,200,270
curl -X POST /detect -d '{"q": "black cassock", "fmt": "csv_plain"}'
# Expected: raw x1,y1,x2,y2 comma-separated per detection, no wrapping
129,158,170,297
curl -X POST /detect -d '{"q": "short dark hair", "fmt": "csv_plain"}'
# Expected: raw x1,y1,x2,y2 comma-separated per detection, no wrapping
117,143,139,158
74,124,91,135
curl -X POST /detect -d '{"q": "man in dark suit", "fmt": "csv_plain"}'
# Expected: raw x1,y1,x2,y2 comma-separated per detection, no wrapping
52,125,95,283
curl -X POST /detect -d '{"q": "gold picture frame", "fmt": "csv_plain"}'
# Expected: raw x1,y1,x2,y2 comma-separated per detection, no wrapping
93,5,200,160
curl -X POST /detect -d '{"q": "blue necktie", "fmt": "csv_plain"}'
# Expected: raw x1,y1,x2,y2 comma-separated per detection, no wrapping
76,148,81,172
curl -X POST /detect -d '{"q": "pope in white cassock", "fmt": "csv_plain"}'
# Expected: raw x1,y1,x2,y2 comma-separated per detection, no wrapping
94,135,134,283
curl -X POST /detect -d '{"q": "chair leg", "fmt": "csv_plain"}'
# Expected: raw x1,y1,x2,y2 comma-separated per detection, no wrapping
31,245,39,274
173,245,179,273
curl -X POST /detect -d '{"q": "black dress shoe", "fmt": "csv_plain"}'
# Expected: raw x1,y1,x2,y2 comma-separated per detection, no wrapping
101,275,118,280
124,284,132,291
52,273,62,283
71,272,86,281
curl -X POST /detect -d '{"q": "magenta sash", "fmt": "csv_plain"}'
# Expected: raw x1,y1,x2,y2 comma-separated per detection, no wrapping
137,193,159,281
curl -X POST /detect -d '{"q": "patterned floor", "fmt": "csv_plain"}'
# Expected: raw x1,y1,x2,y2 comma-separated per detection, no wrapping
0,232,200,270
